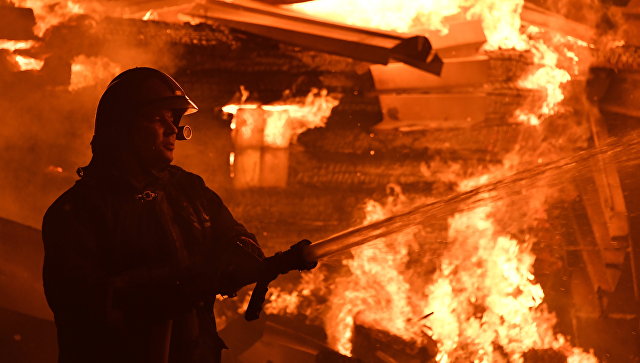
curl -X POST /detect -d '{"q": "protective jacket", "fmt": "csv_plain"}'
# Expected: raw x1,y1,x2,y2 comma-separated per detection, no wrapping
42,164,264,363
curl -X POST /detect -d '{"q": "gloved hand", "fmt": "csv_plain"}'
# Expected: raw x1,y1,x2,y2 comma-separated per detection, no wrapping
262,239,317,279
245,239,317,321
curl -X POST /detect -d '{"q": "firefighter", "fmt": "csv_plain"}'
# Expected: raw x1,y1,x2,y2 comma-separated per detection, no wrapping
42,67,315,363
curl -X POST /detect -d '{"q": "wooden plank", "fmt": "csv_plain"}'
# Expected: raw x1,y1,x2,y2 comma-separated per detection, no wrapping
521,3,595,43
186,0,443,74
574,171,626,291
375,93,487,130
569,196,617,292
370,56,489,92
418,19,486,58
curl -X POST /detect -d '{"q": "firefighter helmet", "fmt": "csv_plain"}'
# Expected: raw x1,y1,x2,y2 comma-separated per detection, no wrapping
93,67,198,140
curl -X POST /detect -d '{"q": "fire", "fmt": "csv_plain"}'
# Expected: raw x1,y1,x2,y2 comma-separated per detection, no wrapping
291,0,462,35
267,0,602,361
68,55,122,91
3,1,89,73
224,87,339,148
0,40,44,71
325,197,421,355
0,40,37,52
291,0,528,49
14,54,44,71
14,0,83,36
514,26,584,126
142,10,158,21
291,0,586,127
424,202,553,362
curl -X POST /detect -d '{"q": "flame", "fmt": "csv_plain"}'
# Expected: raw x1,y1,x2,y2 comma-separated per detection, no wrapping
0,40,44,71
14,55,44,71
424,202,552,362
325,198,421,355
514,27,583,126
291,0,588,127
267,1,601,361
69,55,122,91
0,40,37,52
224,88,339,148
291,0,462,35
290,0,528,49
142,10,158,21
14,0,84,36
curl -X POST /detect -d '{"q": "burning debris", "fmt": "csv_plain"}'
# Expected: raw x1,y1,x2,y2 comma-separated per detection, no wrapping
0,0,639,362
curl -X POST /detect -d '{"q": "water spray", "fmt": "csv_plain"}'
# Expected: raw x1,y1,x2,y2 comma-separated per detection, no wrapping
245,132,640,321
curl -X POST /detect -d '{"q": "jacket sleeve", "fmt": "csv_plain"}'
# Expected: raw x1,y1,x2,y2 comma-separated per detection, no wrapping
199,181,266,295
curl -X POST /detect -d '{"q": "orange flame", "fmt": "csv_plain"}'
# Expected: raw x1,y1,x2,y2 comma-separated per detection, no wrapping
267,1,600,361
68,55,122,91
291,0,588,127
224,88,339,148
0,40,43,71
0,40,37,52
14,0,83,36
290,0,528,49
14,55,44,71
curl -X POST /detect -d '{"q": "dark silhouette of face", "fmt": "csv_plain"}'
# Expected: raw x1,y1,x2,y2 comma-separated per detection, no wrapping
131,107,178,170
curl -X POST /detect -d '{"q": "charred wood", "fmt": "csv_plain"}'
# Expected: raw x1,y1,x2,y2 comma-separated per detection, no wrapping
298,126,522,161
352,321,436,363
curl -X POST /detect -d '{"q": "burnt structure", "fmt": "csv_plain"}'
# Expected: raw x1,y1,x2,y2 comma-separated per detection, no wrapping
0,0,640,362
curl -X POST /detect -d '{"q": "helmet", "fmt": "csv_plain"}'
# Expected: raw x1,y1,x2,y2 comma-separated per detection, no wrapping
93,67,198,145
104,67,198,115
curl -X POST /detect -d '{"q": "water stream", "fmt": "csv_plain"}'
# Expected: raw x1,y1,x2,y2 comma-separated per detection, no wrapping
305,131,640,260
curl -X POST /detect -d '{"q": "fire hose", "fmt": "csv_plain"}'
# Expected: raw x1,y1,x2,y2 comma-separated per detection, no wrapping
244,207,425,321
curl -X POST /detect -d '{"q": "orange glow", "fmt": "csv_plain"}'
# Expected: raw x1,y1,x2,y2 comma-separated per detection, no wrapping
14,55,44,71
14,0,84,36
291,0,462,35
425,203,550,362
514,27,580,126
291,0,588,127
0,40,44,71
290,0,527,49
267,2,599,361
0,40,37,52
224,88,339,148
142,10,158,21
69,55,122,91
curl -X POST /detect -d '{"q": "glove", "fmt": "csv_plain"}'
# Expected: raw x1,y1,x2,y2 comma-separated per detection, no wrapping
245,239,317,321
262,239,317,279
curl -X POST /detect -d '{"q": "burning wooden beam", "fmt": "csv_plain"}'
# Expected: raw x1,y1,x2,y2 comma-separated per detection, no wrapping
419,19,486,58
370,56,490,92
352,320,436,363
184,0,443,75
520,2,595,43
375,93,488,130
